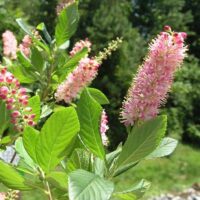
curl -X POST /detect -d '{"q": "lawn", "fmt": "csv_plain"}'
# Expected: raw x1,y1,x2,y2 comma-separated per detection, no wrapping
114,143,200,199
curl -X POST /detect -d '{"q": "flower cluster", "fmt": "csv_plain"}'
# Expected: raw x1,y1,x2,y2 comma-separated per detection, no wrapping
2,30,18,59
100,110,109,146
19,35,32,57
0,68,36,131
55,57,99,103
121,27,187,126
70,39,92,57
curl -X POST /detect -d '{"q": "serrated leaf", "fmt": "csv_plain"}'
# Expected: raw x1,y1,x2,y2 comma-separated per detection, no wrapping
68,169,114,200
36,107,80,172
146,137,178,159
55,3,79,46
23,126,39,163
28,95,41,122
116,116,167,172
88,88,109,105
0,160,32,190
77,89,105,159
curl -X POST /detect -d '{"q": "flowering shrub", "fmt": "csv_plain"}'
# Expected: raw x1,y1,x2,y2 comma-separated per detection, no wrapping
0,2,187,200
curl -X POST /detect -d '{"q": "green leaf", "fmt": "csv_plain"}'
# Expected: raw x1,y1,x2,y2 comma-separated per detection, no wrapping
36,107,80,172
15,138,36,169
55,3,79,46
31,47,45,72
88,88,109,105
0,100,10,135
36,22,52,43
16,18,33,35
114,179,151,200
47,171,68,191
23,126,39,163
17,51,32,67
77,89,105,159
68,169,114,200
57,47,88,82
146,137,178,159
28,95,41,122
9,65,37,83
0,160,32,190
116,116,167,172
67,149,92,173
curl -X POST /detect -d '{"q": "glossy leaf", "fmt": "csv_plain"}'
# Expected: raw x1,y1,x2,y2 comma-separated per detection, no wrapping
88,88,109,105
55,3,79,46
0,160,31,190
146,137,178,159
116,116,167,172
23,126,39,163
36,107,80,172
77,89,105,159
68,169,114,200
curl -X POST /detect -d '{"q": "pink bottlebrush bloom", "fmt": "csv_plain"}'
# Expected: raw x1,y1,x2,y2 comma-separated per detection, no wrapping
55,57,99,103
100,110,109,146
121,27,187,126
19,35,32,57
2,30,18,59
0,68,36,131
70,39,92,57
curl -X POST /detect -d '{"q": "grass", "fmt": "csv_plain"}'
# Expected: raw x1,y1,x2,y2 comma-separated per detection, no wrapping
114,143,200,199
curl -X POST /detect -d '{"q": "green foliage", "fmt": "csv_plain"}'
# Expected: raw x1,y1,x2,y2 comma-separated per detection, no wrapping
55,3,79,46
36,107,80,173
68,169,114,200
0,160,31,190
115,116,167,175
0,100,10,135
77,89,105,159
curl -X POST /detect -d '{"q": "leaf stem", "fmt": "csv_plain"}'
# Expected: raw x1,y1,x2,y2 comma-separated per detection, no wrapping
39,168,53,200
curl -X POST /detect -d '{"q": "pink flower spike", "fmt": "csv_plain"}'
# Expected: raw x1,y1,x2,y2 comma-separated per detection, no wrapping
121,28,187,126
100,110,109,146
19,35,32,57
2,30,17,59
55,57,99,103
12,111,21,118
70,38,92,57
